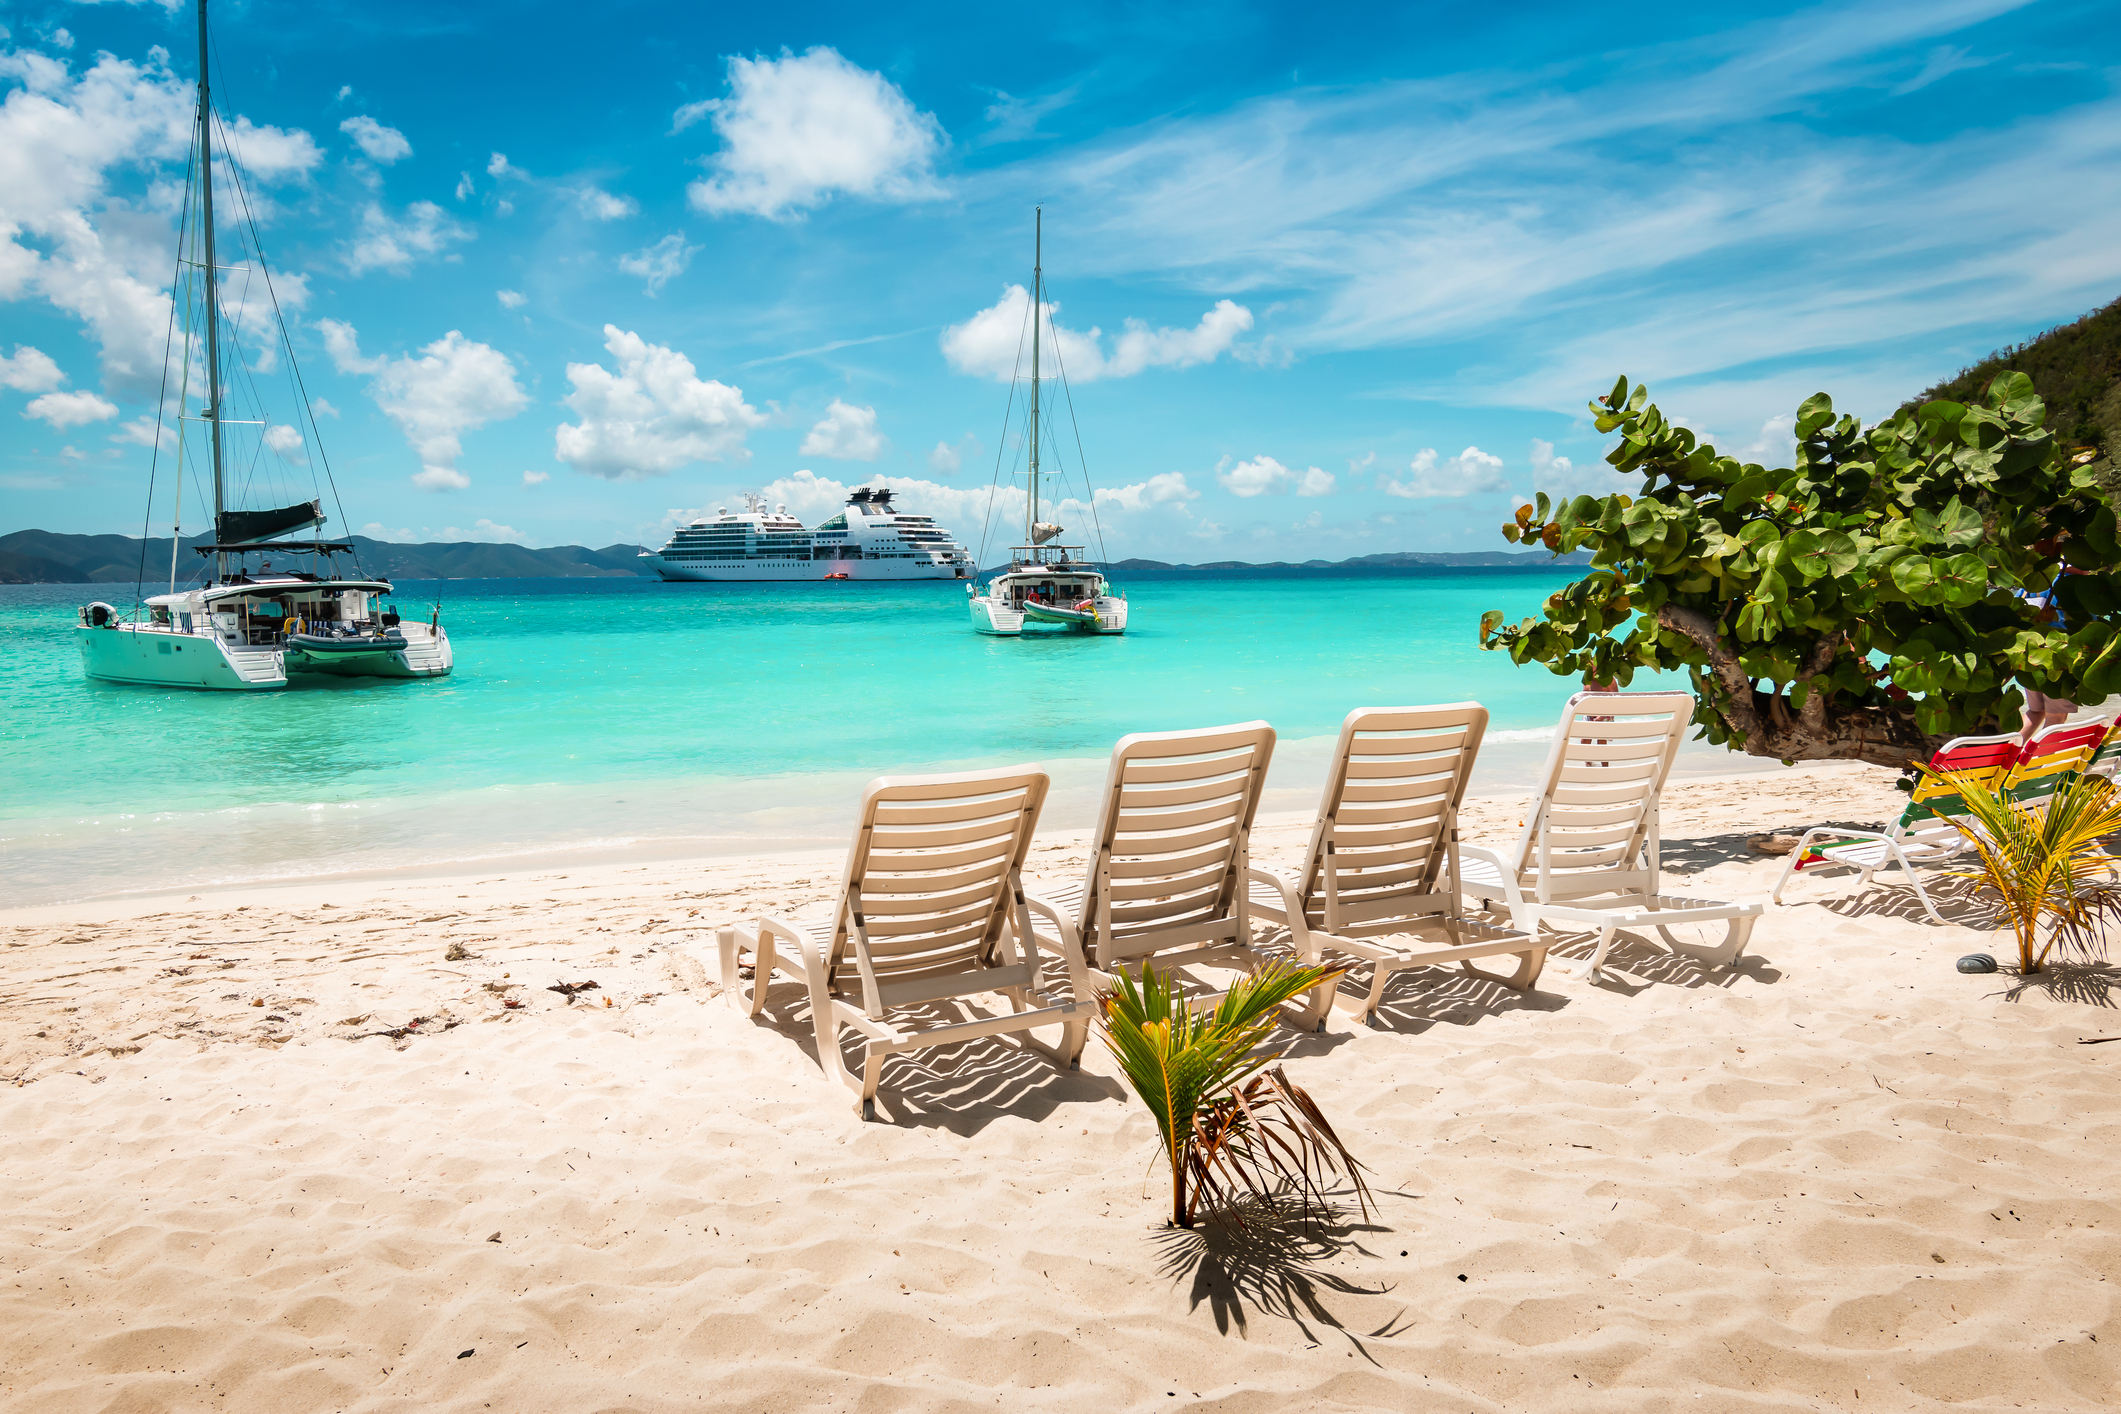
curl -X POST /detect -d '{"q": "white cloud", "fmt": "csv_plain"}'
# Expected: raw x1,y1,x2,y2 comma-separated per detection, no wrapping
522,470,549,486
1528,436,1633,501
343,200,472,275
263,423,305,461
24,388,116,427
359,518,524,543
487,152,522,179
0,345,63,392
682,47,946,220
311,396,340,418
361,521,418,543
454,171,474,201
0,48,278,392
928,433,979,474
1095,471,1198,511
798,399,884,461
219,116,324,180
574,186,638,221
497,289,526,309
51,29,75,52
316,318,529,491
941,285,1253,382
555,324,767,480
1381,446,1511,499
616,234,697,297
339,114,411,164
1024,1,2121,427
1892,44,1989,96
752,469,1013,531
1214,454,1331,498
113,413,171,448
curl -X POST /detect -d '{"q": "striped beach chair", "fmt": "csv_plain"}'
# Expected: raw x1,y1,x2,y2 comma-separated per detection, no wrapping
1771,717,2110,923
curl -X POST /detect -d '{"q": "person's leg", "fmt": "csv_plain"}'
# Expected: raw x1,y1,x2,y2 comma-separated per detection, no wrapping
2019,689,2053,747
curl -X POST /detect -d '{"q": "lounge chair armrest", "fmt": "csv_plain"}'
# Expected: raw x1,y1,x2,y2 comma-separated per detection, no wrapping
1245,864,1314,951
752,912,813,949
1455,842,1531,928
1022,890,1092,994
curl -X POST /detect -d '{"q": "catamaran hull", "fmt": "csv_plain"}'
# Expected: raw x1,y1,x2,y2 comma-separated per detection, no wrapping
969,596,1025,635
77,626,286,690
284,625,451,678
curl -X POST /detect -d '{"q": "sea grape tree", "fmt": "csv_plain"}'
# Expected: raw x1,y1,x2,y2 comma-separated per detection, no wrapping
1479,372,2119,767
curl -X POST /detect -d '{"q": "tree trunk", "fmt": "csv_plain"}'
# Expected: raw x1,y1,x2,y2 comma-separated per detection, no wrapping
1172,1150,1191,1229
1654,604,1954,768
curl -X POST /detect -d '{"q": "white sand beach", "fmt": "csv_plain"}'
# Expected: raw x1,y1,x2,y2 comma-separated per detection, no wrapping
4,760,2119,1411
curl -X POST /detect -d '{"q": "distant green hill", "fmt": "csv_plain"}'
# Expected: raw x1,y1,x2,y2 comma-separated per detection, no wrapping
1906,293,2121,454
0,530,651,585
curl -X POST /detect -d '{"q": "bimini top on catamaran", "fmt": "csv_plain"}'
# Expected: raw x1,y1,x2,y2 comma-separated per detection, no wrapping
74,0,449,692
966,209,1129,637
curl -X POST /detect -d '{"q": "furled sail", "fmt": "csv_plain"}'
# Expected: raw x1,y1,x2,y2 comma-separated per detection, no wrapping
216,499,325,545
1030,521,1065,545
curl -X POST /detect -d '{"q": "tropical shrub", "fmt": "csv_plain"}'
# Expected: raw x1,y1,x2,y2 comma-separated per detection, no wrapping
1480,372,2120,767
1931,767,2121,974
1098,961,1369,1230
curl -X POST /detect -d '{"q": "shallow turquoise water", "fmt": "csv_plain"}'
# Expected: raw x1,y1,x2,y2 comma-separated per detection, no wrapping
2,571,1633,902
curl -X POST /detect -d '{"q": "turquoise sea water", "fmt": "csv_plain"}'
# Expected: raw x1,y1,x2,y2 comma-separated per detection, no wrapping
1,571,1754,905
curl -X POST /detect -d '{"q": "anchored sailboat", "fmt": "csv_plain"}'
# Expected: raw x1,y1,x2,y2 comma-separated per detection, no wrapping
967,209,1129,637
75,0,450,690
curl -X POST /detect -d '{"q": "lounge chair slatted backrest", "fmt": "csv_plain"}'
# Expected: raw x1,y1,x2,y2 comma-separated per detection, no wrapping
1297,703,1487,934
722,765,1092,1118
1509,691,1694,904
1077,721,1276,971
1247,703,1547,1025
2090,720,2121,780
1897,733,2021,824
1461,690,1761,981
823,771,1049,1013
2004,718,2110,806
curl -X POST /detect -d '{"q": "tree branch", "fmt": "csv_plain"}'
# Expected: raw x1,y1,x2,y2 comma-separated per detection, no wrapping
1655,603,1760,737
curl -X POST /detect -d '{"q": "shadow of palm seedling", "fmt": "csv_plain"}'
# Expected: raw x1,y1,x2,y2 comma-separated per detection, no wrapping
1153,1195,1408,1352
1998,962,2121,1009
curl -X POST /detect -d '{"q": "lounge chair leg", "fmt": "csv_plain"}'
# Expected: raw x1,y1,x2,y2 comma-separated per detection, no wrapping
1582,925,1618,982
1362,962,1394,1019
1658,915,1756,969
716,927,740,998
749,929,777,1017
1460,945,1547,991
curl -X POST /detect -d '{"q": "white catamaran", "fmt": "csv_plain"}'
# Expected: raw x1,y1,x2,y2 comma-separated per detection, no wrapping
74,0,449,692
967,210,1129,637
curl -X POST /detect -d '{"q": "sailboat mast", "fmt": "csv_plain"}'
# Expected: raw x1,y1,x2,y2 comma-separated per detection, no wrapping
1018,207,1035,551
196,0,227,579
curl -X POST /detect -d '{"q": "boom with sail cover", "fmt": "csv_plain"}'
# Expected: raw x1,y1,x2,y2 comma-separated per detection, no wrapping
216,499,325,545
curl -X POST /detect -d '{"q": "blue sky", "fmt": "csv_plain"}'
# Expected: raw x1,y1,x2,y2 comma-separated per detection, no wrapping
2,0,2118,561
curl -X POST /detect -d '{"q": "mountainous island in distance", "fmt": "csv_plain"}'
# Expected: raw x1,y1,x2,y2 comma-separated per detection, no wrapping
0,528,1588,584
10,293,2114,588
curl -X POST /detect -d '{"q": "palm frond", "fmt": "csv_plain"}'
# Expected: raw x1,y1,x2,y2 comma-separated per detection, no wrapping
1926,766,2121,972
1098,959,1352,1228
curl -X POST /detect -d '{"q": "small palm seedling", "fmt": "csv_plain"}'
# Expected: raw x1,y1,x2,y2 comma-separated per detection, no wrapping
1927,766,2121,974
1098,960,1370,1230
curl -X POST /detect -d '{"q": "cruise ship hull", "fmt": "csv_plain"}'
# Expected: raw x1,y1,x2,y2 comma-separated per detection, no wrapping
642,557,969,583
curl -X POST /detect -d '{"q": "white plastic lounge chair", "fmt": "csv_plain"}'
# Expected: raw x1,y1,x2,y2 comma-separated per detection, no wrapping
1024,721,1287,1024
1248,703,1546,1026
1770,716,2112,924
1458,690,1763,982
720,765,1090,1119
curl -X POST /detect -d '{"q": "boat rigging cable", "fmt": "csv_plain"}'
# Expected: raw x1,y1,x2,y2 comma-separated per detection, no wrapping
974,288,1034,571
973,209,1110,570
131,136,196,620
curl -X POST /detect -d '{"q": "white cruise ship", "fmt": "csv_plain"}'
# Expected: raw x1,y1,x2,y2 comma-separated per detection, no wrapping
640,488,975,582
